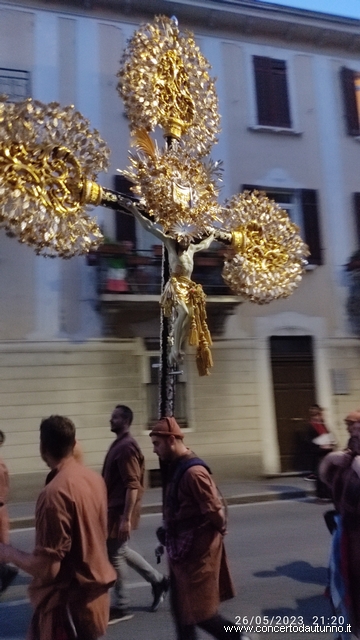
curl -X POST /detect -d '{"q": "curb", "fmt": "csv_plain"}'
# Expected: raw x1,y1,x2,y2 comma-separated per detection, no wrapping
10,487,315,529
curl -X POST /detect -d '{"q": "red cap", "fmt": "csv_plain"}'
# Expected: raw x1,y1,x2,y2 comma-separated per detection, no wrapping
149,417,184,439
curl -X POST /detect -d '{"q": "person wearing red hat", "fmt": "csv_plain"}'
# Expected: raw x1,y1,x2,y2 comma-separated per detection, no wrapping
150,416,252,640
344,410,360,437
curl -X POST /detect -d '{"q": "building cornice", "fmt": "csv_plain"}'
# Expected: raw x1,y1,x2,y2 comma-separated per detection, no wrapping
3,0,360,53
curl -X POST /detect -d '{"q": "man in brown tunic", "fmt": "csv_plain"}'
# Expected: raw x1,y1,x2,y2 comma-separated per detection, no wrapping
0,430,18,592
150,416,251,640
0,415,116,640
102,404,169,623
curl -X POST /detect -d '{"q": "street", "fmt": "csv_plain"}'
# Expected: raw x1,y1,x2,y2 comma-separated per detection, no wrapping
0,498,335,640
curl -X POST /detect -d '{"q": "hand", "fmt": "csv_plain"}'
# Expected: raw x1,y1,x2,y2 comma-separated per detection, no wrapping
118,518,131,544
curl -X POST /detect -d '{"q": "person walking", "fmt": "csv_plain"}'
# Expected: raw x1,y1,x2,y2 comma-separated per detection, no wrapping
0,415,116,640
150,416,253,640
320,418,360,638
102,404,169,624
304,404,335,499
0,430,18,593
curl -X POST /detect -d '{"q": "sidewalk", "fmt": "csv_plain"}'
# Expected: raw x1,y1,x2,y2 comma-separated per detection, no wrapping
8,474,316,530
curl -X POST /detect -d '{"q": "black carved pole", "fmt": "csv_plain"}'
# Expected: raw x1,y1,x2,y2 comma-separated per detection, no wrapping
158,245,176,418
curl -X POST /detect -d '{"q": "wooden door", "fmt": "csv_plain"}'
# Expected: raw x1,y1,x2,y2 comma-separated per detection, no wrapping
270,336,316,472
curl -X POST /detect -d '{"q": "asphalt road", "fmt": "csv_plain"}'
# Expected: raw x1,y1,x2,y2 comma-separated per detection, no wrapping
0,497,337,640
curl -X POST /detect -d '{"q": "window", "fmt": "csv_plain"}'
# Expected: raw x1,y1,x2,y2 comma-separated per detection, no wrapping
146,355,188,427
341,67,360,136
242,186,322,265
0,68,30,101
253,56,291,128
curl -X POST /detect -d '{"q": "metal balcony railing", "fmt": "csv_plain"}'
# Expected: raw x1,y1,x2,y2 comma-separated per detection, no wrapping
89,245,233,297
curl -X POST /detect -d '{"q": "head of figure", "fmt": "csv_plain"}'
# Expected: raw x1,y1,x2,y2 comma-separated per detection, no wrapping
40,415,76,467
110,404,133,436
149,417,186,462
176,238,190,253
0,430,5,447
309,404,323,421
344,410,360,436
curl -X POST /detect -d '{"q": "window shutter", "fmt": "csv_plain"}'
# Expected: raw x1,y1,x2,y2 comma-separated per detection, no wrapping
113,175,136,248
253,56,291,128
271,59,291,128
254,56,273,126
340,67,360,136
300,189,322,265
353,193,360,247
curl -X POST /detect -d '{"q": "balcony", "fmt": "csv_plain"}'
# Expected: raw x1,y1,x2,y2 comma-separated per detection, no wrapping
88,243,242,338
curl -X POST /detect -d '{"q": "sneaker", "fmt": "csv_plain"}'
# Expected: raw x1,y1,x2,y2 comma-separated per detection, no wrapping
0,565,18,593
108,607,134,625
150,576,170,612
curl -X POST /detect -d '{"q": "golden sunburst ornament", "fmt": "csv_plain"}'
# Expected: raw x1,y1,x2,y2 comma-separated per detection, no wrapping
0,97,109,257
120,129,223,237
117,15,220,156
221,191,309,303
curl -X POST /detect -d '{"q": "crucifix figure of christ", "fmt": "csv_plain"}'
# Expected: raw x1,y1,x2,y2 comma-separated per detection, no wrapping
126,201,215,375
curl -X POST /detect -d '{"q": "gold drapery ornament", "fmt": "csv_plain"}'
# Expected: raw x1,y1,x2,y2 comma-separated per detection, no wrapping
160,274,213,376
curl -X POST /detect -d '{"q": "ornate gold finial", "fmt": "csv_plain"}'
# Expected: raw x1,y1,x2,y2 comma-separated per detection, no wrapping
221,191,309,303
117,15,220,157
0,97,109,257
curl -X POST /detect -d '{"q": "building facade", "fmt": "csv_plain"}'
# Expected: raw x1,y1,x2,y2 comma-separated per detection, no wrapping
1,0,360,494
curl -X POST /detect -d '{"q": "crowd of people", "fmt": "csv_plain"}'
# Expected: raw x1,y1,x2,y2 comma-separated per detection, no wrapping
2,402,360,639
0,407,251,640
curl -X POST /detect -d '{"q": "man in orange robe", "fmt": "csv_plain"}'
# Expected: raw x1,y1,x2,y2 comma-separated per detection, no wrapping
0,415,115,640
150,416,252,640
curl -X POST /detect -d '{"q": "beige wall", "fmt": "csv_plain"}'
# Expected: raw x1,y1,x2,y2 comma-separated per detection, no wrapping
1,337,360,492
0,340,262,482
1,2,360,489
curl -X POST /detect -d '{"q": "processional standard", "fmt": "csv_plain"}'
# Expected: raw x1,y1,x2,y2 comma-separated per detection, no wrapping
0,15,309,416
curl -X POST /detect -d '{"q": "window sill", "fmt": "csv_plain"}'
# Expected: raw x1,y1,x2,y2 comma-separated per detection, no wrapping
248,125,302,136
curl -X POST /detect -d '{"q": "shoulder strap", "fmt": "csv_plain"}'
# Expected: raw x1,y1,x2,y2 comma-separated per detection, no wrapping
166,457,211,514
